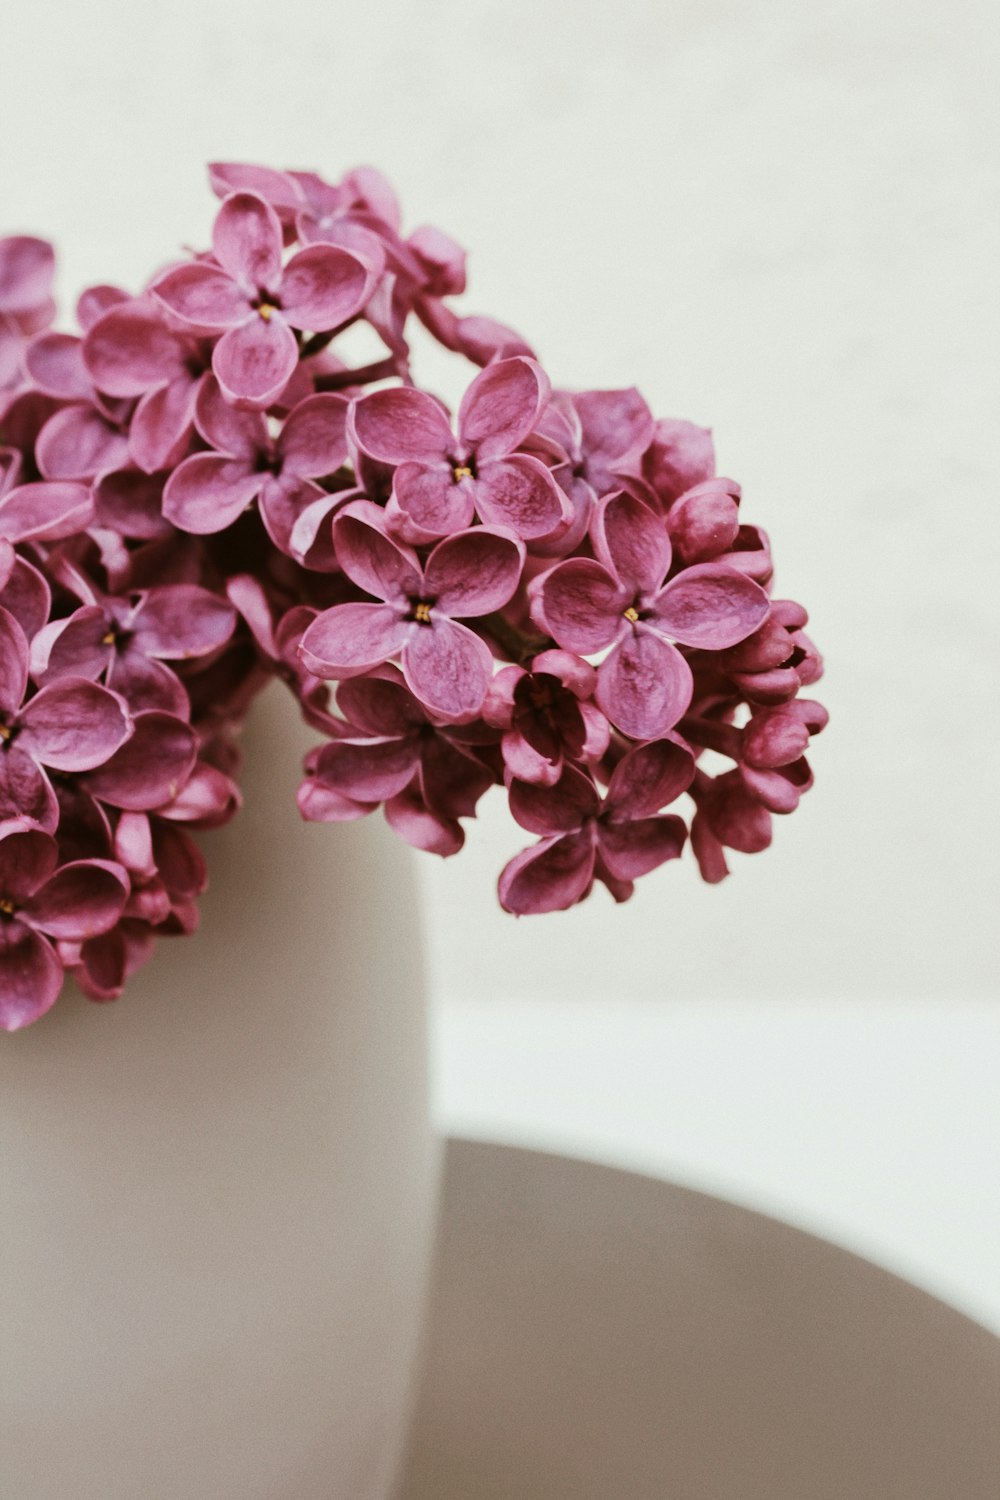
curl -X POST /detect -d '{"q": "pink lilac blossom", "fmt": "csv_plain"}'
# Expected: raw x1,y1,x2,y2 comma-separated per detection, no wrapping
0,160,826,1029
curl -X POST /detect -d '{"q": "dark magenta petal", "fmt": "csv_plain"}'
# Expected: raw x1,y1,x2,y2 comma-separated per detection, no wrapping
741,710,811,769
402,618,493,719
501,729,560,786
473,455,568,540
0,481,93,542
151,263,247,330
667,479,741,564
424,527,525,617
332,509,422,603
19,678,131,771
0,746,59,830
419,735,493,820
0,826,57,902
36,404,130,482
498,829,596,915
133,584,236,658
458,357,549,461
508,764,599,836
22,858,128,940
162,454,261,534
212,315,298,409
0,604,29,712
533,558,626,655
690,811,729,884
653,563,770,649
0,920,63,1031
393,462,474,535
336,670,425,736
212,191,283,289
107,653,190,717
311,735,418,802
0,553,51,642
605,735,696,819
279,393,350,478
297,778,374,823
350,386,453,464
598,814,686,881
299,602,409,677
384,784,464,857
595,631,693,740
740,758,812,814
33,604,109,684
643,418,716,503
82,712,198,810
94,468,173,540
279,244,372,330
591,489,671,598
83,302,185,396
574,388,654,490
701,772,773,853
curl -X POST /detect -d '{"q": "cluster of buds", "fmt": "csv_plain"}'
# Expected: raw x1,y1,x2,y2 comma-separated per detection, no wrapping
0,162,825,1029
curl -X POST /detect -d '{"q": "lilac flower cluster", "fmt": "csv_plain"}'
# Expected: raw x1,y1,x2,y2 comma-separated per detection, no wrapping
0,163,825,1029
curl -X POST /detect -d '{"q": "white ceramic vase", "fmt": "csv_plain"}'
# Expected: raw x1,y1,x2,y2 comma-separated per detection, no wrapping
0,682,439,1500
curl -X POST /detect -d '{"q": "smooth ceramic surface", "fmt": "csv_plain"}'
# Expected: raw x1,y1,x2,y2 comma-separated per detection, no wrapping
398,1140,1000,1500
1,683,439,1500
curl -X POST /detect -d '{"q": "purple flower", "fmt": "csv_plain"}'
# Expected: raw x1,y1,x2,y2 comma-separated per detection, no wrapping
0,606,133,830
498,737,694,914
151,191,377,407
483,649,609,786
641,417,716,506
349,356,568,540
0,480,94,543
0,236,55,389
299,502,525,719
163,377,349,542
531,490,769,740
0,826,128,1030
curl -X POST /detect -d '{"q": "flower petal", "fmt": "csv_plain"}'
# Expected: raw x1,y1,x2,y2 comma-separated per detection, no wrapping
332,509,422,603
643,418,716,503
424,528,525,617
33,605,109,684
498,830,596,915
83,302,185,396
0,604,29,712
402,618,493,719
0,481,94,543
212,314,299,409
508,765,599,836
151,263,248,330
574,387,654,490
0,553,51,642
311,734,418,802
132,584,236,659
193,374,267,458
604,735,696,819
81,711,198,809
129,376,200,475
36,404,130,481
392,462,474,536
458,356,549,461
0,236,55,317
279,393,349,478
19,679,131,771
24,332,93,401
350,386,453,464
532,558,626,655
595,630,693,740
0,747,59,830
0,920,62,1030
336,670,425,736
653,563,770,649
473,455,568,540
94,467,173,540
162,453,261,534
591,489,671,599
419,734,494,819
24,858,128,940
0,826,57,901
212,191,283,289
299,602,410,678
384,783,464,857
597,814,686,881
279,244,373,330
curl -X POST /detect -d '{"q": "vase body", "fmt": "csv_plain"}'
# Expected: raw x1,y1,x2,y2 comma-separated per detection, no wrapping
0,683,439,1500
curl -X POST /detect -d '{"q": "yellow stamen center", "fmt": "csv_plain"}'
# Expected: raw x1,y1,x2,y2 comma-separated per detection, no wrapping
0,725,10,742
452,465,473,481
413,602,432,624
623,606,640,623
257,303,274,322
102,630,117,646
0,897,14,916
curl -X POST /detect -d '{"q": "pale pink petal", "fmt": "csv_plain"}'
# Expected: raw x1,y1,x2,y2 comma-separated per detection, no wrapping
24,332,93,400
332,510,422,603
278,393,350,477
19,679,131,771
531,648,597,700
0,604,29,712
36,405,129,481
162,453,261,534
279,244,372,330
106,652,190,720
598,814,686,881
208,163,305,218
423,528,525,617
604,736,696,819
350,386,453,464
24,859,127,940
532,558,626,654
82,303,185,396
0,920,62,1030
76,284,129,332
501,729,560,786
595,630,693,740
458,357,549,461
393,462,474,536
0,826,57,900
212,315,298,408
299,602,410,677
212,191,283,290
473,455,569,540
591,489,671,598
258,475,325,556
151,263,248,330
82,712,198,809
402,618,493,719
155,760,241,829
498,830,596,915
0,237,55,317
653,563,769,649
